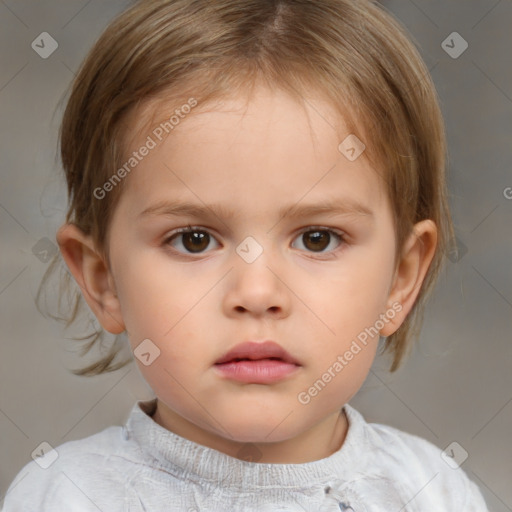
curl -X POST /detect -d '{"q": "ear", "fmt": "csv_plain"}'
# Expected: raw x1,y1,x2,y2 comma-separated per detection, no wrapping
380,219,438,337
56,223,125,334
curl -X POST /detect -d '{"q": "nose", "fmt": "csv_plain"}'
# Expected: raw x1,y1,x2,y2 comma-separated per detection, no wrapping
222,244,292,319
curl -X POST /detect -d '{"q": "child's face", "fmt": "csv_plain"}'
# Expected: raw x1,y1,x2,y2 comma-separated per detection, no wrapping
83,86,410,453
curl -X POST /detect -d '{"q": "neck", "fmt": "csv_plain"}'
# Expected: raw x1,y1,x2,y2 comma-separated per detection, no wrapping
151,400,349,464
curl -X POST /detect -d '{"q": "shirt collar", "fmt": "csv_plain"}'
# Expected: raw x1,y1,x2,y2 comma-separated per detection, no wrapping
125,398,371,491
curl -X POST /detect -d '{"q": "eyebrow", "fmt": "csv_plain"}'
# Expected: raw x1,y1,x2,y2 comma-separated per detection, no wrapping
138,198,374,222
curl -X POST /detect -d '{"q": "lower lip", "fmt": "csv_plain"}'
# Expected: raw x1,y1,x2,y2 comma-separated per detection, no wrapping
214,359,300,383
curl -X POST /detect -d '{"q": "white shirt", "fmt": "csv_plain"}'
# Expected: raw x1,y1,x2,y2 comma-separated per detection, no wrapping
2,398,489,511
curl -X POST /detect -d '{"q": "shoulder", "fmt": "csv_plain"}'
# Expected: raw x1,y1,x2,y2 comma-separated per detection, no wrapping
345,405,489,511
2,425,143,512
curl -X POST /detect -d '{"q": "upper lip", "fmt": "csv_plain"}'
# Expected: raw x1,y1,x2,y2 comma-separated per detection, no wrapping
214,341,301,365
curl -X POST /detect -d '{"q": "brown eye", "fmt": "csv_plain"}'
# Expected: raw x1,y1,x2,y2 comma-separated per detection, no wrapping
181,231,210,253
292,228,344,254
165,228,218,254
303,230,330,251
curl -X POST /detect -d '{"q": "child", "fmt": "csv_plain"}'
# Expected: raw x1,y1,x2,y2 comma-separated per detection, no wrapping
3,0,489,510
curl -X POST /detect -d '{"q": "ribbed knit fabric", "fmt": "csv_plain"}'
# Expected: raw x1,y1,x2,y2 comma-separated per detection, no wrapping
2,398,488,511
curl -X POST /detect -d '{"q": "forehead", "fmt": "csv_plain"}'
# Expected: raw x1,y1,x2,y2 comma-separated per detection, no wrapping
115,86,388,220
123,84,369,161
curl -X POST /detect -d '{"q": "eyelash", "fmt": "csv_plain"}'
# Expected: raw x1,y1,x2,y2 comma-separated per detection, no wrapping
162,225,347,258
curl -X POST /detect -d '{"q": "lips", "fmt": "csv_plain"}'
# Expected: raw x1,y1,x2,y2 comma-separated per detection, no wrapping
214,341,300,366
214,341,301,384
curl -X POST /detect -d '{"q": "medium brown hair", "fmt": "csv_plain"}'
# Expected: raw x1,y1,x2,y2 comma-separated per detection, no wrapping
37,0,454,375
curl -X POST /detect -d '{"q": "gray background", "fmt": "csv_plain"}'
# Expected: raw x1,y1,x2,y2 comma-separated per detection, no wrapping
0,0,511,509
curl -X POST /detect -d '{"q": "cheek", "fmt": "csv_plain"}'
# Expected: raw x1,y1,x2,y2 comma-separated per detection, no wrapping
311,255,393,364
296,338,379,416
114,261,218,389
323,258,392,320
113,251,197,338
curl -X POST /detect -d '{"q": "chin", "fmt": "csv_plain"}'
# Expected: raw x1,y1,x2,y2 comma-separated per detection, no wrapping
217,412,304,444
